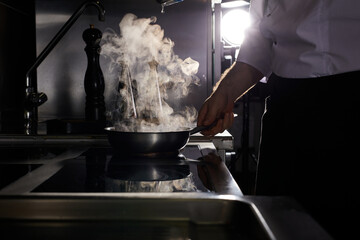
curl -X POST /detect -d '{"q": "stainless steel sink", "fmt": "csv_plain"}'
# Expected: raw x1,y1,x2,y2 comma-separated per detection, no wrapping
0,193,275,240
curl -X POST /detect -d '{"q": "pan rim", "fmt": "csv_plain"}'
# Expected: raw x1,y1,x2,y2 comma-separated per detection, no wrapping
104,126,191,134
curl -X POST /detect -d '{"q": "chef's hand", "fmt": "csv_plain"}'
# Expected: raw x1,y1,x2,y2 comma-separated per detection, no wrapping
197,62,262,137
197,90,234,137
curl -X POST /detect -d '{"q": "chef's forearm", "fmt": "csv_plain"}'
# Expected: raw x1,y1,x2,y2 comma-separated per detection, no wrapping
213,62,263,103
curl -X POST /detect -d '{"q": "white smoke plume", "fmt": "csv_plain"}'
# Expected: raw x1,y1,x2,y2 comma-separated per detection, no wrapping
101,13,200,132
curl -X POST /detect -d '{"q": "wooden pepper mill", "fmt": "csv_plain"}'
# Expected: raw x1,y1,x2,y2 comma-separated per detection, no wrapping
83,24,105,124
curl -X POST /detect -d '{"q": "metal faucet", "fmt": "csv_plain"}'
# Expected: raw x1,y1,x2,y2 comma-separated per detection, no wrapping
156,0,184,13
24,1,105,135
156,0,184,7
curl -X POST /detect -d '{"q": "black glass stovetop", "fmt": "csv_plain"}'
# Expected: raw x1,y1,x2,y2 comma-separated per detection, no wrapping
32,145,211,193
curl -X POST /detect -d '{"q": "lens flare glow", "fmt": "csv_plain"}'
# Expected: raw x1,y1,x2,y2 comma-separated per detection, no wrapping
221,9,250,46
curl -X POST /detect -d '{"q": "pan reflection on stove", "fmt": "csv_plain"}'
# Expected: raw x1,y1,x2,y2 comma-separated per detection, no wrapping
104,156,198,192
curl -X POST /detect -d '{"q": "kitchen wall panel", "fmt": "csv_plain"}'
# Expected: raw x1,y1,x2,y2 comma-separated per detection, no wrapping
35,0,212,122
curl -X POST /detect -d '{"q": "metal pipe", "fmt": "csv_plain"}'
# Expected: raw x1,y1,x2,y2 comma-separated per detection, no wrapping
156,0,184,7
24,1,105,135
156,0,184,13
157,0,184,7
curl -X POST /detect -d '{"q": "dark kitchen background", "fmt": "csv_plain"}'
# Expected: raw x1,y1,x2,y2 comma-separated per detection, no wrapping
0,0,265,189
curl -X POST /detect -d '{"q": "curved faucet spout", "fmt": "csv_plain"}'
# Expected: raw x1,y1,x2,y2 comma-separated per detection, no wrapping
25,1,105,135
26,1,105,89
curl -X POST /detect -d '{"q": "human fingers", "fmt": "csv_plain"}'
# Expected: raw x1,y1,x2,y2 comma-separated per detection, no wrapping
210,112,233,134
222,112,235,130
197,100,219,127
197,103,209,127
200,112,235,136
201,118,224,136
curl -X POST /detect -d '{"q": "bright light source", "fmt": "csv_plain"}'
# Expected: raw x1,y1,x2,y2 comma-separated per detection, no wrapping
221,1,249,9
221,9,250,46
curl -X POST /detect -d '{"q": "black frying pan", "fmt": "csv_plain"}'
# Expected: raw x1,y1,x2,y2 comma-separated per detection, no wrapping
105,124,211,157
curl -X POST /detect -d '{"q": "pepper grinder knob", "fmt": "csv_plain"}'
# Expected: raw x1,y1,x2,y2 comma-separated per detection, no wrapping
83,24,106,124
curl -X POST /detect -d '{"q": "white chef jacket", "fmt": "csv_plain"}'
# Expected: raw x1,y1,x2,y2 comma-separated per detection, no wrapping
237,0,360,78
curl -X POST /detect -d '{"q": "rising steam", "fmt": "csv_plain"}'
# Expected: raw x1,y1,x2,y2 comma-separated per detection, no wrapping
101,13,200,132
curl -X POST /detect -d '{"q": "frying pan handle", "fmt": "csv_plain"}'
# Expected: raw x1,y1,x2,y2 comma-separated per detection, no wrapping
189,121,218,135
189,113,237,135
